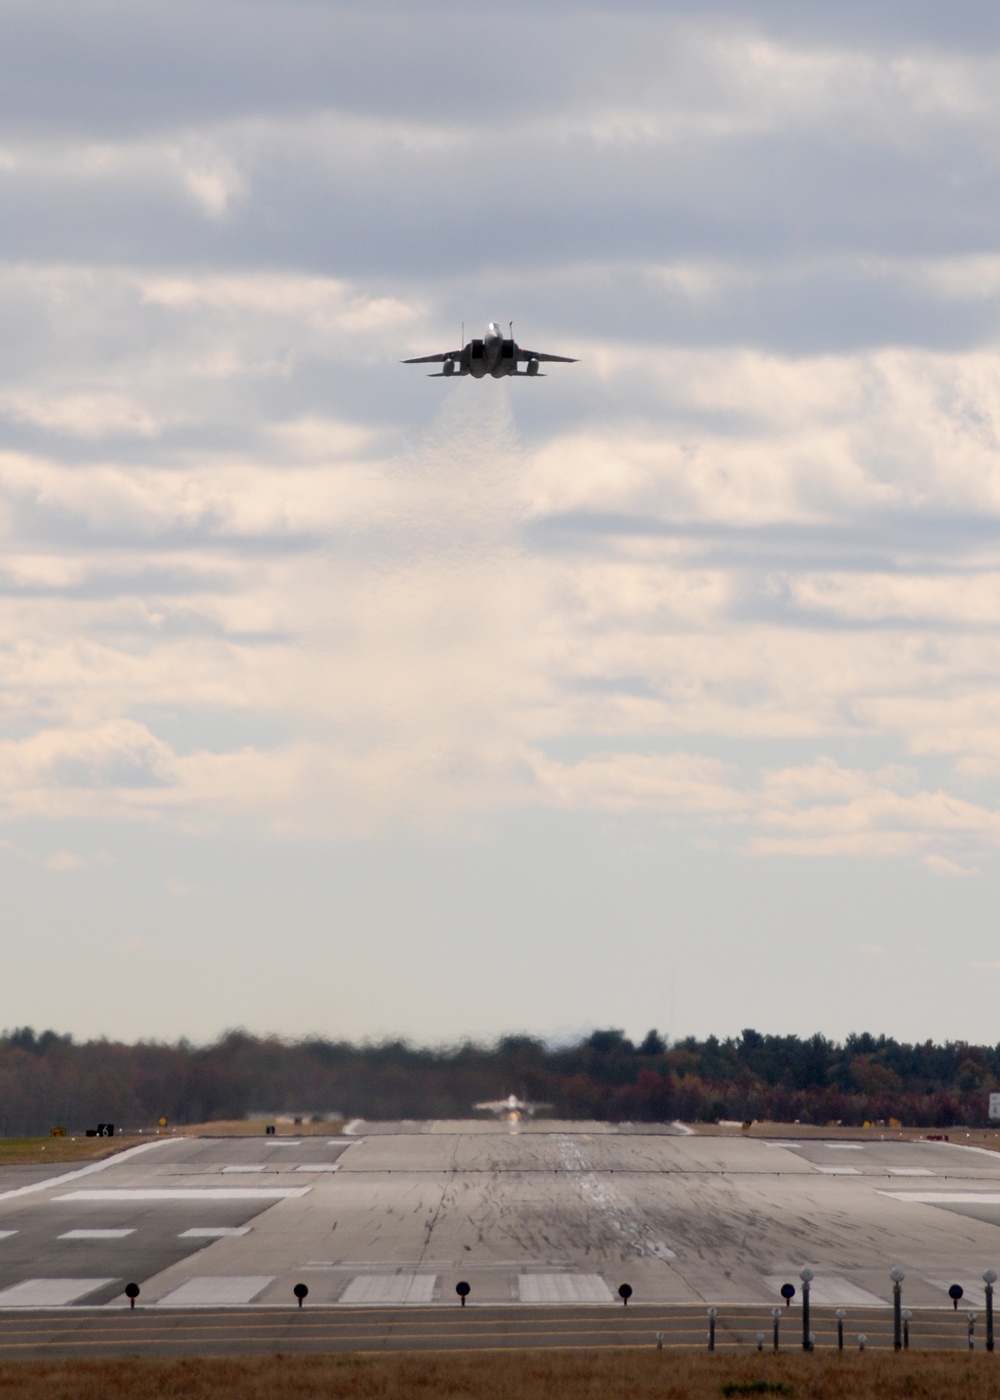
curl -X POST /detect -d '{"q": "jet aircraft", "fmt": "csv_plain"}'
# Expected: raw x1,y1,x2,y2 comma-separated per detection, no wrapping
403,322,577,378
474,1093,551,1122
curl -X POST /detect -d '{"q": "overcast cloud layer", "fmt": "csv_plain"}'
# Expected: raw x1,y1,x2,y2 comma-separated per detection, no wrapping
3,0,1000,1048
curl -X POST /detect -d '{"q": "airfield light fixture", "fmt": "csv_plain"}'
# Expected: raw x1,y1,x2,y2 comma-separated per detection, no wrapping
707,1307,717,1352
756,1332,765,1351
858,1334,867,1351
902,1308,912,1349
771,1306,781,1351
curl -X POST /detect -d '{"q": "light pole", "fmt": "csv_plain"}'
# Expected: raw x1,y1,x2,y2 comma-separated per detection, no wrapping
890,1267,905,1352
800,1268,814,1352
902,1308,912,1350
707,1307,717,1352
969,1311,978,1351
772,1305,782,1352
985,1269,997,1353
835,1307,846,1351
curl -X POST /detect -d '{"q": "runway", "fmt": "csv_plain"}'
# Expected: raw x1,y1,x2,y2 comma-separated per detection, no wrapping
0,1121,998,1356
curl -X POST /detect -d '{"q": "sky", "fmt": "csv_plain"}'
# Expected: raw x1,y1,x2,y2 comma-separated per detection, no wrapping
3,0,1000,1048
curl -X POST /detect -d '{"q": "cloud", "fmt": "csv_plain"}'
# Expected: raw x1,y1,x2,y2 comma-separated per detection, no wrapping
923,852,978,876
0,3,996,880
43,850,87,871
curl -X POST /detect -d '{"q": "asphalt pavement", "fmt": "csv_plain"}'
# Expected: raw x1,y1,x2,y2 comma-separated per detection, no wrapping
0,1123,999,1357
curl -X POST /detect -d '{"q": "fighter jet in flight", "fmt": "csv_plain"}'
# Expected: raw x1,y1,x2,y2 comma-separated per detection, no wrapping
403,322,577,378
474,1094,552,1122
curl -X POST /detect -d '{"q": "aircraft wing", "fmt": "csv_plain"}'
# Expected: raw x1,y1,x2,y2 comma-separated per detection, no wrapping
517,348,577,363
474,1100,509,1113
402,351,460,364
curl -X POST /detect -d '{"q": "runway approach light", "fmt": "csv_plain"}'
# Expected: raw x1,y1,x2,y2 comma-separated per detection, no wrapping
125,1283,139,1311
294,1283,308,1309
456,1281,470,1308
950,1284,964,1309
780,1283,795,1306
618,1284,633,1307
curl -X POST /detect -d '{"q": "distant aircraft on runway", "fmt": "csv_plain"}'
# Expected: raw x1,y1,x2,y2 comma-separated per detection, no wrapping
474,1094,551,1122
403,322,577,379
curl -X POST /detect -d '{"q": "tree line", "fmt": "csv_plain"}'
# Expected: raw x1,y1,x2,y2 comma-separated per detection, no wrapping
0,1025,997,1136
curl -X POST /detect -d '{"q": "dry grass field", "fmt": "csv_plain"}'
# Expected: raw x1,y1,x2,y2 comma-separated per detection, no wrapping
694,1121,1000,1151
0,1120,348,1165
177,1119,347,1137
0,1135,150,1167
0,1348,997,1400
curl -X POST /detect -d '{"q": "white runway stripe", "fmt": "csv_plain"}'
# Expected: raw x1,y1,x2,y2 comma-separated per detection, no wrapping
763,1274,886,1307
54,1188,309,1201
58,1229,135,1240
0,1278,117,1305
340,1274,436,1304
517,1274,613,1303
888,1168,935,1176
0,1139,173,1203
179,1227,253,1238
222,1165,267,1173
0,1232,16,1240
881,1191,1000,1204
813,1166,860,1175
157,1276,274,1305
295,1163,340,1172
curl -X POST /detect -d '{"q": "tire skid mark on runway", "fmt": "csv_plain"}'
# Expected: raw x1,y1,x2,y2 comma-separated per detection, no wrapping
553,1136,675,1261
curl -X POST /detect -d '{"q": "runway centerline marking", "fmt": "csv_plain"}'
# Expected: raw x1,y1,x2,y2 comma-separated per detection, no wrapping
179,1227,252,1238
58,1229,135,1240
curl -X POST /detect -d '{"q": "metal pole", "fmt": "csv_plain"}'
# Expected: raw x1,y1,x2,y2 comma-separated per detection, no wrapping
836,1308,846,1351
708,1308,717,1351
890,1268,905,1352
800,1268,814,1352
969,1312,977,1351
772,1307,781,1352
985,1271,996,1353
